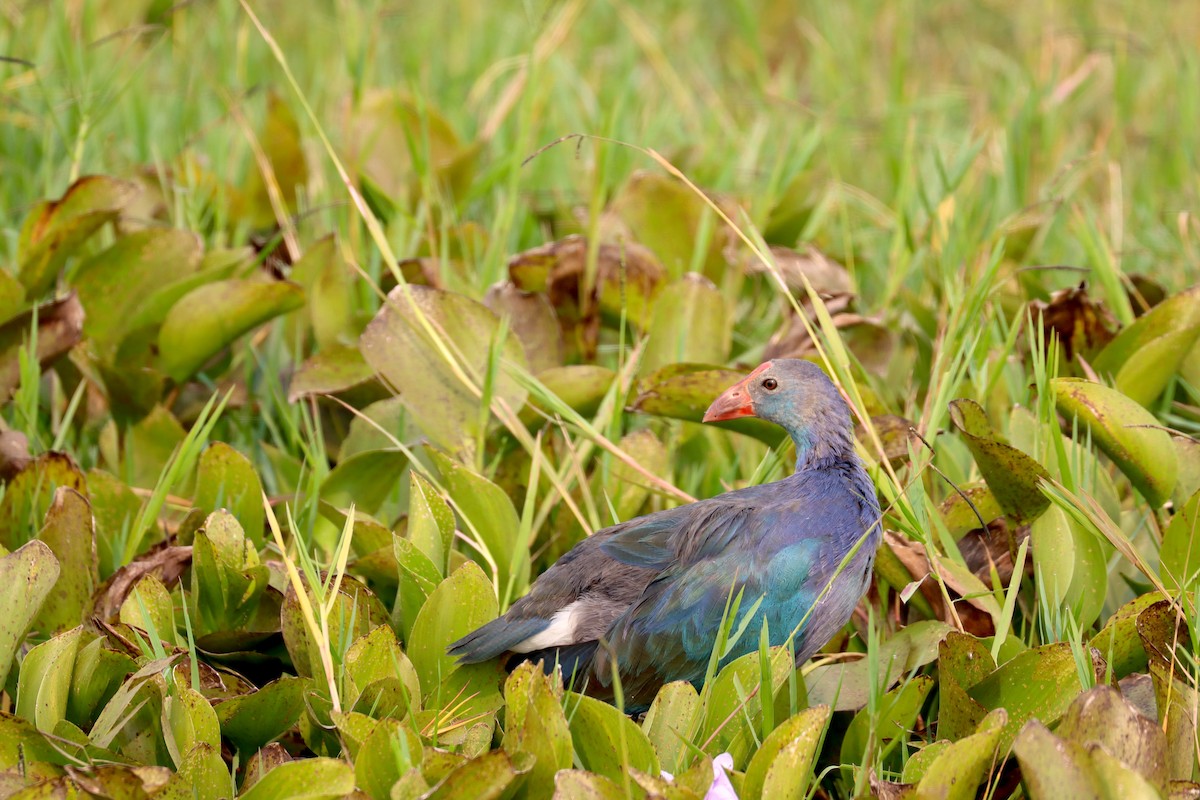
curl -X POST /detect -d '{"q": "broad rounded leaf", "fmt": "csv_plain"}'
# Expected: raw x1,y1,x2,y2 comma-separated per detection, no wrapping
238,757,354,800
1093,285,1200,406
967,642,1087,751
407,561,498,703
214,676,308,754
640,274,731,377
158,278,305,382
631,363,785,444
743,704,831,800
359,284,527,461
194,443,264,550
0,541,61,688
32,487,97,633
567,691,660,781
1051,378,1177,506
948,399,1050,523
916,708,1006,800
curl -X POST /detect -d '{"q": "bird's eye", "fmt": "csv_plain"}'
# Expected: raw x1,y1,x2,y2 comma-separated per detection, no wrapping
762,378,778,391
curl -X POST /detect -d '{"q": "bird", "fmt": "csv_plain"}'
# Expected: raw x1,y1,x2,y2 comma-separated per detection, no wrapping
447,358,883,710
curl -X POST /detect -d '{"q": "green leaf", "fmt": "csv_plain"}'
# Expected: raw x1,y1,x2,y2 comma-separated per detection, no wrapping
162,685,220,768
0,541,61,689
345,624,420,714
806,621,952,711
698,646,793,767
238,757,355,800
485,282,562,374
1051,378,1177,506
88,468,143,580
288,344,385,403
1057,685,1167,794
430,451,526,603
935,632,995,742
640,274,731,376
948,399,1051,523
1031,504,1106,629
599,429,668,522
0,453,87,552
119,573,177,643
502,663,572,799
630,363,786,445
17,175,139,296
408,471,454,576
194,442,265,550
16,626,82,732
157,278,305,382
742,704,831,800
1159,488,1200,592
351,716,422,800
551,770,627,800
609,170,725,279
642,681,701,776
421,749,531,800
67,632,136,727
521,365,615,427
72,228,204,355
967,642,1087,751
392,534,443,640
1011,719,1102,799
1093,285,1200,406
841,675,934,773
407,562,499,712
281,575,389,682
1089,592,1161,678
320,449,407,520
32,487,97,634
359,284,528,461
567,691,660,782
915,708,1006,800
0,293,85,401
215,676,308,754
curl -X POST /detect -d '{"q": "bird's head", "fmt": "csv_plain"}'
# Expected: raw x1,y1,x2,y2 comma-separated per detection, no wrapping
703,359,854,463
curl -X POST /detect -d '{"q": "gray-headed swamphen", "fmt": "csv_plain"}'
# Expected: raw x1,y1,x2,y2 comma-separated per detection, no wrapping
448,359,883,710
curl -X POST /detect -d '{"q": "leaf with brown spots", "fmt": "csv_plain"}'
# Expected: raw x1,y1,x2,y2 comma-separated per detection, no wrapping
1028,282,1117,361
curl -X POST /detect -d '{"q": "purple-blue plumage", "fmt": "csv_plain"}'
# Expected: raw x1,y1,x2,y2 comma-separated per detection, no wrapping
447,359,882,710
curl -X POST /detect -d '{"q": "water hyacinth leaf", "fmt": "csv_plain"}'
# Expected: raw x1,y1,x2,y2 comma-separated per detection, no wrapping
118,574,176,642
698,646,793,766
320,449,407,522
239,91,308,228
948,399,1050,523
345,88,475,205
127,247,250,336
407,561,498,703
552,770,627,800
408,470,454,576
601,429,668,522
936,632,995,742
521,365,615,427
287,235,355,351
287,344,384,403
162,685,220,768
631,363,786,445
967,642,1087,751
1031,503,1107,630
806,621,952,711
339,396,407,461
1173,435,1200,508
421,749,531,800
17,175,139,296
642,681,700,774
281,574,389,681
214,676,307,754
16,626,81,732
72,228,204,355
158,742,228,800
484,282,562,373
0,292,85,401
609,170,725,279
742,704,831,800
0,271,25,328
1089,592,1160,679
393,534,442,640
32,487,97,633
841,675,935,776
1159,488,1200,592
1051,378,1177,506
353,717,423,800
915,708,1006,800
0,541,60,688
1093,285,1200,406
345,624,421,712
640,274,731,377
238,757,355,800
567,691,660,781
1011,719,1102,800
937,484,1003,537
157,278,305,382
360,285,527,461
194,442,265,550
67,633,137,727
502,664,572,799
429,450,525,601
189,512,269,636
1057,685,1167,793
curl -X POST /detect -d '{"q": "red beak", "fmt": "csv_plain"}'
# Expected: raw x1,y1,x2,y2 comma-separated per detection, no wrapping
703,363,770,423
